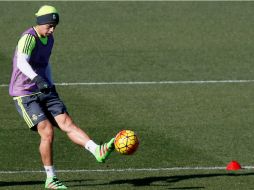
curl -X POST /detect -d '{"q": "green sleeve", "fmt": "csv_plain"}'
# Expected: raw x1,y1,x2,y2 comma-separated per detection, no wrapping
17,34,36,56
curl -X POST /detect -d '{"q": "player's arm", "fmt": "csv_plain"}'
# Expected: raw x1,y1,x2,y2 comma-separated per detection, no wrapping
17,34,50,93
16,34,37,79
45,63,53,84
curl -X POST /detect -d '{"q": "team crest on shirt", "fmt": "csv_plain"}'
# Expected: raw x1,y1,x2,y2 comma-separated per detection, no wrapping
32,114,38,121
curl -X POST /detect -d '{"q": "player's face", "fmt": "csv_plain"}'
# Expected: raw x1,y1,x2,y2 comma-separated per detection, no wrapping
38,24,56,37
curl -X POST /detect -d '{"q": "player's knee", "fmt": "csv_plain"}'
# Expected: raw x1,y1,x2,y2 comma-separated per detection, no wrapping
38,121,54,142
43,128,54,142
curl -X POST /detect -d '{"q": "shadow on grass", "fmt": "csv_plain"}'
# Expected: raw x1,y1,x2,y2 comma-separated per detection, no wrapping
0,179,95,187
65,172,254,188
105,172,254,187
0,179,95,188
1,172,254,188
0,180,44,187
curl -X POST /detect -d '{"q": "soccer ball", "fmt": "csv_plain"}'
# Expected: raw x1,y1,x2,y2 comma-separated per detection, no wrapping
114,130,139,155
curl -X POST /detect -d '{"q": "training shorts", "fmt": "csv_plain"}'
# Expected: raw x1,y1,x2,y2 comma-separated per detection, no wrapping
13,89,67,131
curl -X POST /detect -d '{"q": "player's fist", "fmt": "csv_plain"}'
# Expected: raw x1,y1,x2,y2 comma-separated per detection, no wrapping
32,75,50,94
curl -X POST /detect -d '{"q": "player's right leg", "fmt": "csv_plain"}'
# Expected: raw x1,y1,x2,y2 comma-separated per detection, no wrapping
37,120,67,189
13,94,67,189
37,120,54,167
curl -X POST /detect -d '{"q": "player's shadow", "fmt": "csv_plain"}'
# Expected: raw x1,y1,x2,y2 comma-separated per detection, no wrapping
0,180,44,187
0,179,95,188
106,172,254,187
2,173,254,188
0,179,93,187
64,172,254,188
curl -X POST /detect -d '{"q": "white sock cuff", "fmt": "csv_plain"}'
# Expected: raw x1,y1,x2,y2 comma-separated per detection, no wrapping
85,140,98,154
44,165,56,178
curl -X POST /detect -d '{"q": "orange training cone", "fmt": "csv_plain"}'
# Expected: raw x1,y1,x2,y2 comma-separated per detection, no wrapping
226,160,242,171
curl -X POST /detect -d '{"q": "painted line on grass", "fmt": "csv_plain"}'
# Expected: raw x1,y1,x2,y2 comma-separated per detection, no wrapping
2,80,254,87
54,80,254,86
1,166,254,174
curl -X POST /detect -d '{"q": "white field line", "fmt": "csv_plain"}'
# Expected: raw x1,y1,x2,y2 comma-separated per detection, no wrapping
54,80,254,86
1,166,254,174
2,80,254,87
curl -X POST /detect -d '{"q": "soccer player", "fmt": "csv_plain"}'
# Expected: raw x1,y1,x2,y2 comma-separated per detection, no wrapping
9,5,115,189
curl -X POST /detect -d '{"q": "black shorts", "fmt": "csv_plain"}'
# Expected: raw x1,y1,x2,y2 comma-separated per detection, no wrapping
13,89,67,131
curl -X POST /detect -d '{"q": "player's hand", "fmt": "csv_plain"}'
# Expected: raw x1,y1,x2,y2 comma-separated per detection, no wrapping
32,75,50,94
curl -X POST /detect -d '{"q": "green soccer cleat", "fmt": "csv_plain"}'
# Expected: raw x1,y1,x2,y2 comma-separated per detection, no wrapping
45,176,67,189
94,138,115,163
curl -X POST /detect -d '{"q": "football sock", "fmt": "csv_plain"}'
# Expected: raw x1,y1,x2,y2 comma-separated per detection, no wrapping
44,165,56,178
85,140,98,155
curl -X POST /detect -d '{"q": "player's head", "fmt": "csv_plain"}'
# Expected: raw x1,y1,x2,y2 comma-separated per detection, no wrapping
35,5,59,26
35,5,59,36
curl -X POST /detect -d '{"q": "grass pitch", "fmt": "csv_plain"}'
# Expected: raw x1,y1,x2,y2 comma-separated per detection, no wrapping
2,1,254,190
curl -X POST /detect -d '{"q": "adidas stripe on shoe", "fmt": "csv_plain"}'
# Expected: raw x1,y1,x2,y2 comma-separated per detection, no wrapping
94,138,115,163
45,176,67,189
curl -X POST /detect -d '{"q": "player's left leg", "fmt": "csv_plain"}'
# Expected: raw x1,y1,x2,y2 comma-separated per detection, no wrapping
54,113,115,163
43,87,114,162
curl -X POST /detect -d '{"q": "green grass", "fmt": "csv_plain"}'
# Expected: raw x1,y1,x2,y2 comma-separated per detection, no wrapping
2,1,254,189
